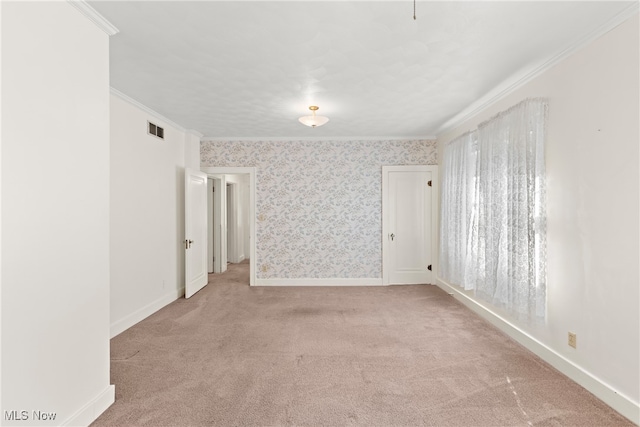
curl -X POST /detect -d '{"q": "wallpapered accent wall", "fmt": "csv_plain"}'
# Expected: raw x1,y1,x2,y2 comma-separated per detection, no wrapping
201,139,437,279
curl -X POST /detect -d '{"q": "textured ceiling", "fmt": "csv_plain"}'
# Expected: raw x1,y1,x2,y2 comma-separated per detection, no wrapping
91,1,635,138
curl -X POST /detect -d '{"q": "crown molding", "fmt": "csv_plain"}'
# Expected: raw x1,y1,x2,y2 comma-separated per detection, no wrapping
110,87,196,134
435,2,640,137
201,135,437,142
67,0,119,36
187,130,205,139
110,88,205,137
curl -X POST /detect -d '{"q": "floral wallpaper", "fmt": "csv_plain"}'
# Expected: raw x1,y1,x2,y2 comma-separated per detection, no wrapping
201,139,437,279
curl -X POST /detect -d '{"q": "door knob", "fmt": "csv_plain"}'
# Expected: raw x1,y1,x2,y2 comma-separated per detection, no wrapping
390,233,395,241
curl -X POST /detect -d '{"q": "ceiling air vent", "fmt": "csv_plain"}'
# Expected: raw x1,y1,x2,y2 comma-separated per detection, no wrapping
147,121,164,139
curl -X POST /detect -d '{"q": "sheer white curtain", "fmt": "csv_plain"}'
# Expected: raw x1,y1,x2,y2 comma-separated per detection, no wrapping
440,131,477,290
440,98,547,319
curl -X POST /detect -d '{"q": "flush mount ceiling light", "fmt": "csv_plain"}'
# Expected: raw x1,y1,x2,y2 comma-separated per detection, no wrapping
298,106,329,128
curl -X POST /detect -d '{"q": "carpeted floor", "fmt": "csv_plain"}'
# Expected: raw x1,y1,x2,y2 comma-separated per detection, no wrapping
92,262,632,426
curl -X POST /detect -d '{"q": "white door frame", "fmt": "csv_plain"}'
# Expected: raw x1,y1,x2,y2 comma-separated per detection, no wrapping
382,165,438,285
201,167,256,286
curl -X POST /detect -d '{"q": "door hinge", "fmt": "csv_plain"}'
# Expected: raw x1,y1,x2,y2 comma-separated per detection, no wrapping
427,180,432,187
427,265,432,271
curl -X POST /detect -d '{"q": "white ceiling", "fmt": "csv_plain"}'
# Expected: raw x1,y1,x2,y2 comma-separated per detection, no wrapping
90,1,636,139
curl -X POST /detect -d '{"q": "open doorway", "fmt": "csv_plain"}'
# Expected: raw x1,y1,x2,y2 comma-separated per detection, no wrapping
202,167,256,286
207,176,226,274
226,181,240,264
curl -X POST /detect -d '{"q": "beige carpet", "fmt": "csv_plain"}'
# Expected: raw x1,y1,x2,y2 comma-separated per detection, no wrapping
93,262,632,426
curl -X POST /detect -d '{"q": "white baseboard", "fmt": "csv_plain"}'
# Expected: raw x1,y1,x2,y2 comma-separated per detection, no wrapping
61,384,115,426
110,287,184,338
435,277,640,425
255,278,384,286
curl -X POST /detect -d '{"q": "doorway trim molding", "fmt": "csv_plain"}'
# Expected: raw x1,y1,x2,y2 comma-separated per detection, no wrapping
382,165,439,286
201,166,256,286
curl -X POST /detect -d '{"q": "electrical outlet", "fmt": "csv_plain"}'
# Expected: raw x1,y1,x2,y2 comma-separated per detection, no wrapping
568,332,577,349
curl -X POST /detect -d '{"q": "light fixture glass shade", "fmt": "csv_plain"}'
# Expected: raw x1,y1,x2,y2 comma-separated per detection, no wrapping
298,106,329,128
298,114,329,128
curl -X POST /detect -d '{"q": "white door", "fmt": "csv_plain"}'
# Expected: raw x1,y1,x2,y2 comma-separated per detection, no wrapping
185,168,208,298
382,165,437,285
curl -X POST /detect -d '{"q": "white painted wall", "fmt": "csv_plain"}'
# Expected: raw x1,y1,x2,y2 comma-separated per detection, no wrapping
184,131,201,170
109,94,200,337
1,2,113,425
437,15,639,421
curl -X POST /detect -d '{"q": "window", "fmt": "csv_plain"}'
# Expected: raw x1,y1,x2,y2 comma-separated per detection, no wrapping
440,98,547,320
